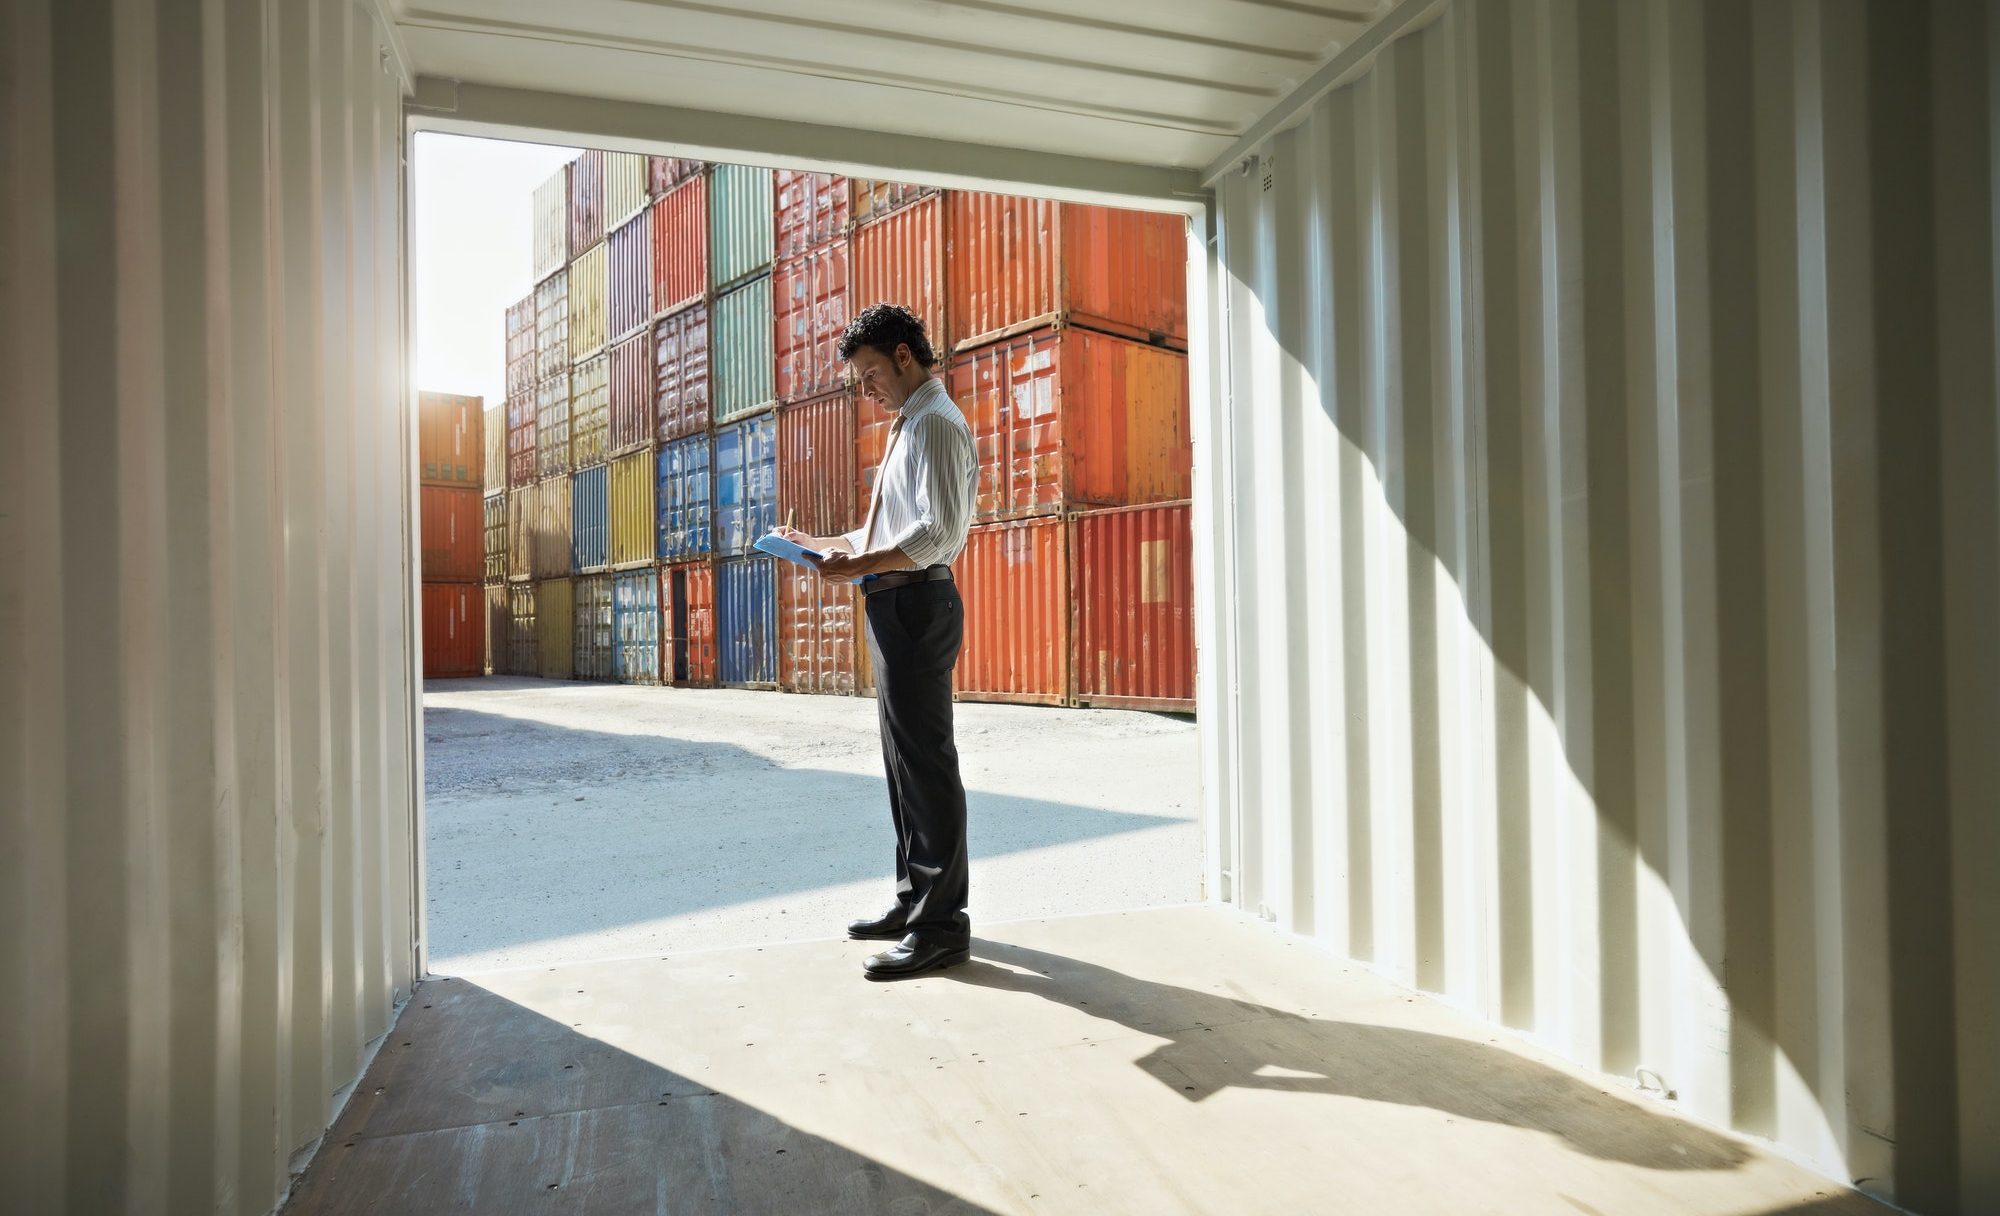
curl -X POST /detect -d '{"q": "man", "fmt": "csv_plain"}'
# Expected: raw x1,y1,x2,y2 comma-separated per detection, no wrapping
772,302,978,980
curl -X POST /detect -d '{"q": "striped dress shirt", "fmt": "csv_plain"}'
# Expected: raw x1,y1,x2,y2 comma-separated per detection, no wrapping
841,375,978,576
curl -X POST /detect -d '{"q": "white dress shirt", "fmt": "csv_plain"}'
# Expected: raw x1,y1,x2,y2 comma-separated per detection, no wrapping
841,375,977,575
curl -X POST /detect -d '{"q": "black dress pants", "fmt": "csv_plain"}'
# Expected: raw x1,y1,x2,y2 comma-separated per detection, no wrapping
863,576,971,947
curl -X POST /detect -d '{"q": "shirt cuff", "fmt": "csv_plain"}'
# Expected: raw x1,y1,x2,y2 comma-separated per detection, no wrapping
889,519,942,569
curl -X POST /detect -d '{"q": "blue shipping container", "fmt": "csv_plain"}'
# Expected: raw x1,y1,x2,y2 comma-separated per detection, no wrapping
656,434,712,561
572,463,610,571
713,413,777,557
613,568,660,684
716,555,778,688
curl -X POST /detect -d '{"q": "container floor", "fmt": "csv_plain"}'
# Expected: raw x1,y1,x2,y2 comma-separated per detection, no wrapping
283,904,1888,1216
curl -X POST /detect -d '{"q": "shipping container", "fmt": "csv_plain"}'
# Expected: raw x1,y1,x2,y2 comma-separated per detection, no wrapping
850,178,936,225
569,352,609,469
572,573,614,681
568,240,608,363
713,412,777,557
855,392,897,516
775,169,850,260
946,193,1186,351
609,447,655,569
776,387,857,538
507,390,536,489
652,301,711,443
483,404,506,491
535,578,574,680
508,583,538,676
607,330,652,456
532,164,567,282
534,268,569,381
952,515,1069,706
659,561,716,688
779,565,857,695
419,485,484,583
773,243,850,404
650,174,707,316
713,274,774,423
613,569,660,685
603,151,647,229
655,433,712,562
505,294,536,396
709,163,773,289
482,491,507,584
532,474,573,580
945,327,1190,522
418,391,482,489
851,194,946,353
571,463,609,573
1069,501,1194,712
568,149,604,260
484,583,510,675
607,209,651,344
715,555,778,689
421,582,483,679
535,374,570,478
507,489,531,582
647,154,702,197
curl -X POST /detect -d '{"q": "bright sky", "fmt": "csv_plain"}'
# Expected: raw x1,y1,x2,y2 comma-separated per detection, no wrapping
413,132,580,411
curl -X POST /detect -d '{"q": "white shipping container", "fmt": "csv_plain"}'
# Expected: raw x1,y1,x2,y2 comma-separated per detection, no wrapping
533,164,568,281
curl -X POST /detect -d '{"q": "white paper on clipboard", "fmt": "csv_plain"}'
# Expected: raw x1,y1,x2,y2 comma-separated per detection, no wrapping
752,532,826,571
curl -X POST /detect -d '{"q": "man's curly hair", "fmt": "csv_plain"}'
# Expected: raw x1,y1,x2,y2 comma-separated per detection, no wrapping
838,302,935,369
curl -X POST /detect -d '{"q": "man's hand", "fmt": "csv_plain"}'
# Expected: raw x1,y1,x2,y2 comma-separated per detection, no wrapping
816,548,884,581
771,526,818,547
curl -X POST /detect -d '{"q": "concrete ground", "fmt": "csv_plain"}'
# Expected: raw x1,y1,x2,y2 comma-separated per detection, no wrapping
421,677,1201,974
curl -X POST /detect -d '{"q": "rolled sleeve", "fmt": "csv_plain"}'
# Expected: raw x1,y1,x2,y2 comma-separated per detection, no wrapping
888,412,973,567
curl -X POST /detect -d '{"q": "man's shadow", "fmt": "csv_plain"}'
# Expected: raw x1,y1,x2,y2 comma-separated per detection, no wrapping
950,940,1748,1175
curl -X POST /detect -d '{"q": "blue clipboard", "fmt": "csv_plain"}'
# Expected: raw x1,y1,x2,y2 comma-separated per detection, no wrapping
752,531,826,571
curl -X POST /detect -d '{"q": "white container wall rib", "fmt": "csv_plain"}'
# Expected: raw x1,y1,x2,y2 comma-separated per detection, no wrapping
2,3,417,1216
1203,2,1997,1213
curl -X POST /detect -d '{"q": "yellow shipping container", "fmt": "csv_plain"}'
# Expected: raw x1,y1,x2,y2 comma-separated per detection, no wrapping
482,404,505,490
570,352,610,469
609,447,655,569
604,152,646,228
507,489,531,581
569,241,608,363
535,578,574,680
533,474,573,580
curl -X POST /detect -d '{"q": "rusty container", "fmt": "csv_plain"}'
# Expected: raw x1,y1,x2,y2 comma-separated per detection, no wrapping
945,327,1190,522
534,268,568,381
852,194,945,353
418,391,482,489
650,174,708,316
505,294,536,396
776,386,857,538
482,404,505,491
659,561,717,688
652,301,711,443
568,149,605,261
648,155,703,196
506,389,535,489
535,374,570,478
951,515,1070,706
420,485,484,583
569,352,609,469
607,329,653,457
532,165,567,282
775,169,850,259
572,573,614,681
773,243,850,404
484,583,509,674
1069,501,1194,712
779,566,858,695
506,488,531,582
482,490,507,583
531,474,574,580
508,583,538,676
851,178,937,225
604,151,647,228
946,193,1186,351
607,208,652,344
421,582,483,679
535,577,575,680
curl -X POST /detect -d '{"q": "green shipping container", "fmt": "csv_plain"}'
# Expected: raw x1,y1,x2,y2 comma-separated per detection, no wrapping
714,274,774,424
709,164,772,290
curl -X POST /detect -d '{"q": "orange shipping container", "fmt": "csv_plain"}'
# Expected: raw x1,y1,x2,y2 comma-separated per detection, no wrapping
951,516,1069,706
775,169,850,259
418,391,482,489
1070,502,1194,712
659,561,717,688
852,195,945,354
773,243,850,403
946,193,1186,351
650,175,708,316
420,485,484,582
779,565,857,695
777,387,857,538
421,582,483,679
945,327,1190,522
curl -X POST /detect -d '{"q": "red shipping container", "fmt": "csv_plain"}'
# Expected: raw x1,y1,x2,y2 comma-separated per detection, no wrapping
569,148,605,260
648,155,702,196
608,329,653,456
854,392,898,518
773,243,850,403
852,194,945,354
419,391,482,489
946,327,1190,522
779,564,857,695
420,485,484,582
421,582,483,679
506,389,535,489
653,302,711,443
775,169,850,259
777,387,857,538
505,296,535,396
607,208,652,343
946,193,1186,352
659,561,717,688
1070,501,1194,712
951,516,1069,706
650,175,708,316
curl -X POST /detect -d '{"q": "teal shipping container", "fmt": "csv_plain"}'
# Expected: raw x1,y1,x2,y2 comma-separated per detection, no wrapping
656,434,712,562
573,573,614,681
713,274,774,423
571,463,609,572
714,413,777,557
708,163,773,290
716,555,778,689
614,569,661,685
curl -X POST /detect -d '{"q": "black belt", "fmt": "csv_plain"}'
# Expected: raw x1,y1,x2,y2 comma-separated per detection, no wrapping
861,565,953,595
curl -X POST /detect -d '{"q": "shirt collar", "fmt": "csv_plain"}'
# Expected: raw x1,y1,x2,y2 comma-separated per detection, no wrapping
896,375,946,421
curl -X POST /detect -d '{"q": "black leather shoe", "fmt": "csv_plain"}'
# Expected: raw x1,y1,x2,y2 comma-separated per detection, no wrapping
847,906,911,940
862,933,972,980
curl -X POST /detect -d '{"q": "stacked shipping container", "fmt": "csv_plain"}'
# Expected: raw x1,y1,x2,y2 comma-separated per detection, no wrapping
419,391,485,677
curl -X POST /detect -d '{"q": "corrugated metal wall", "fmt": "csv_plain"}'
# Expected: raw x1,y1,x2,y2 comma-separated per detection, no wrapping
1,2,416,1215
1202,2,1998,1211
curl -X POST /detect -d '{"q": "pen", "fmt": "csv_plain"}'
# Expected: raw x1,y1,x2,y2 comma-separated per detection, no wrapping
786,509,795,533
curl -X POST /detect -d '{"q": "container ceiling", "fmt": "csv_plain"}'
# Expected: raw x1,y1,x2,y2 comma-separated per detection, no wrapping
383,0,1393,171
